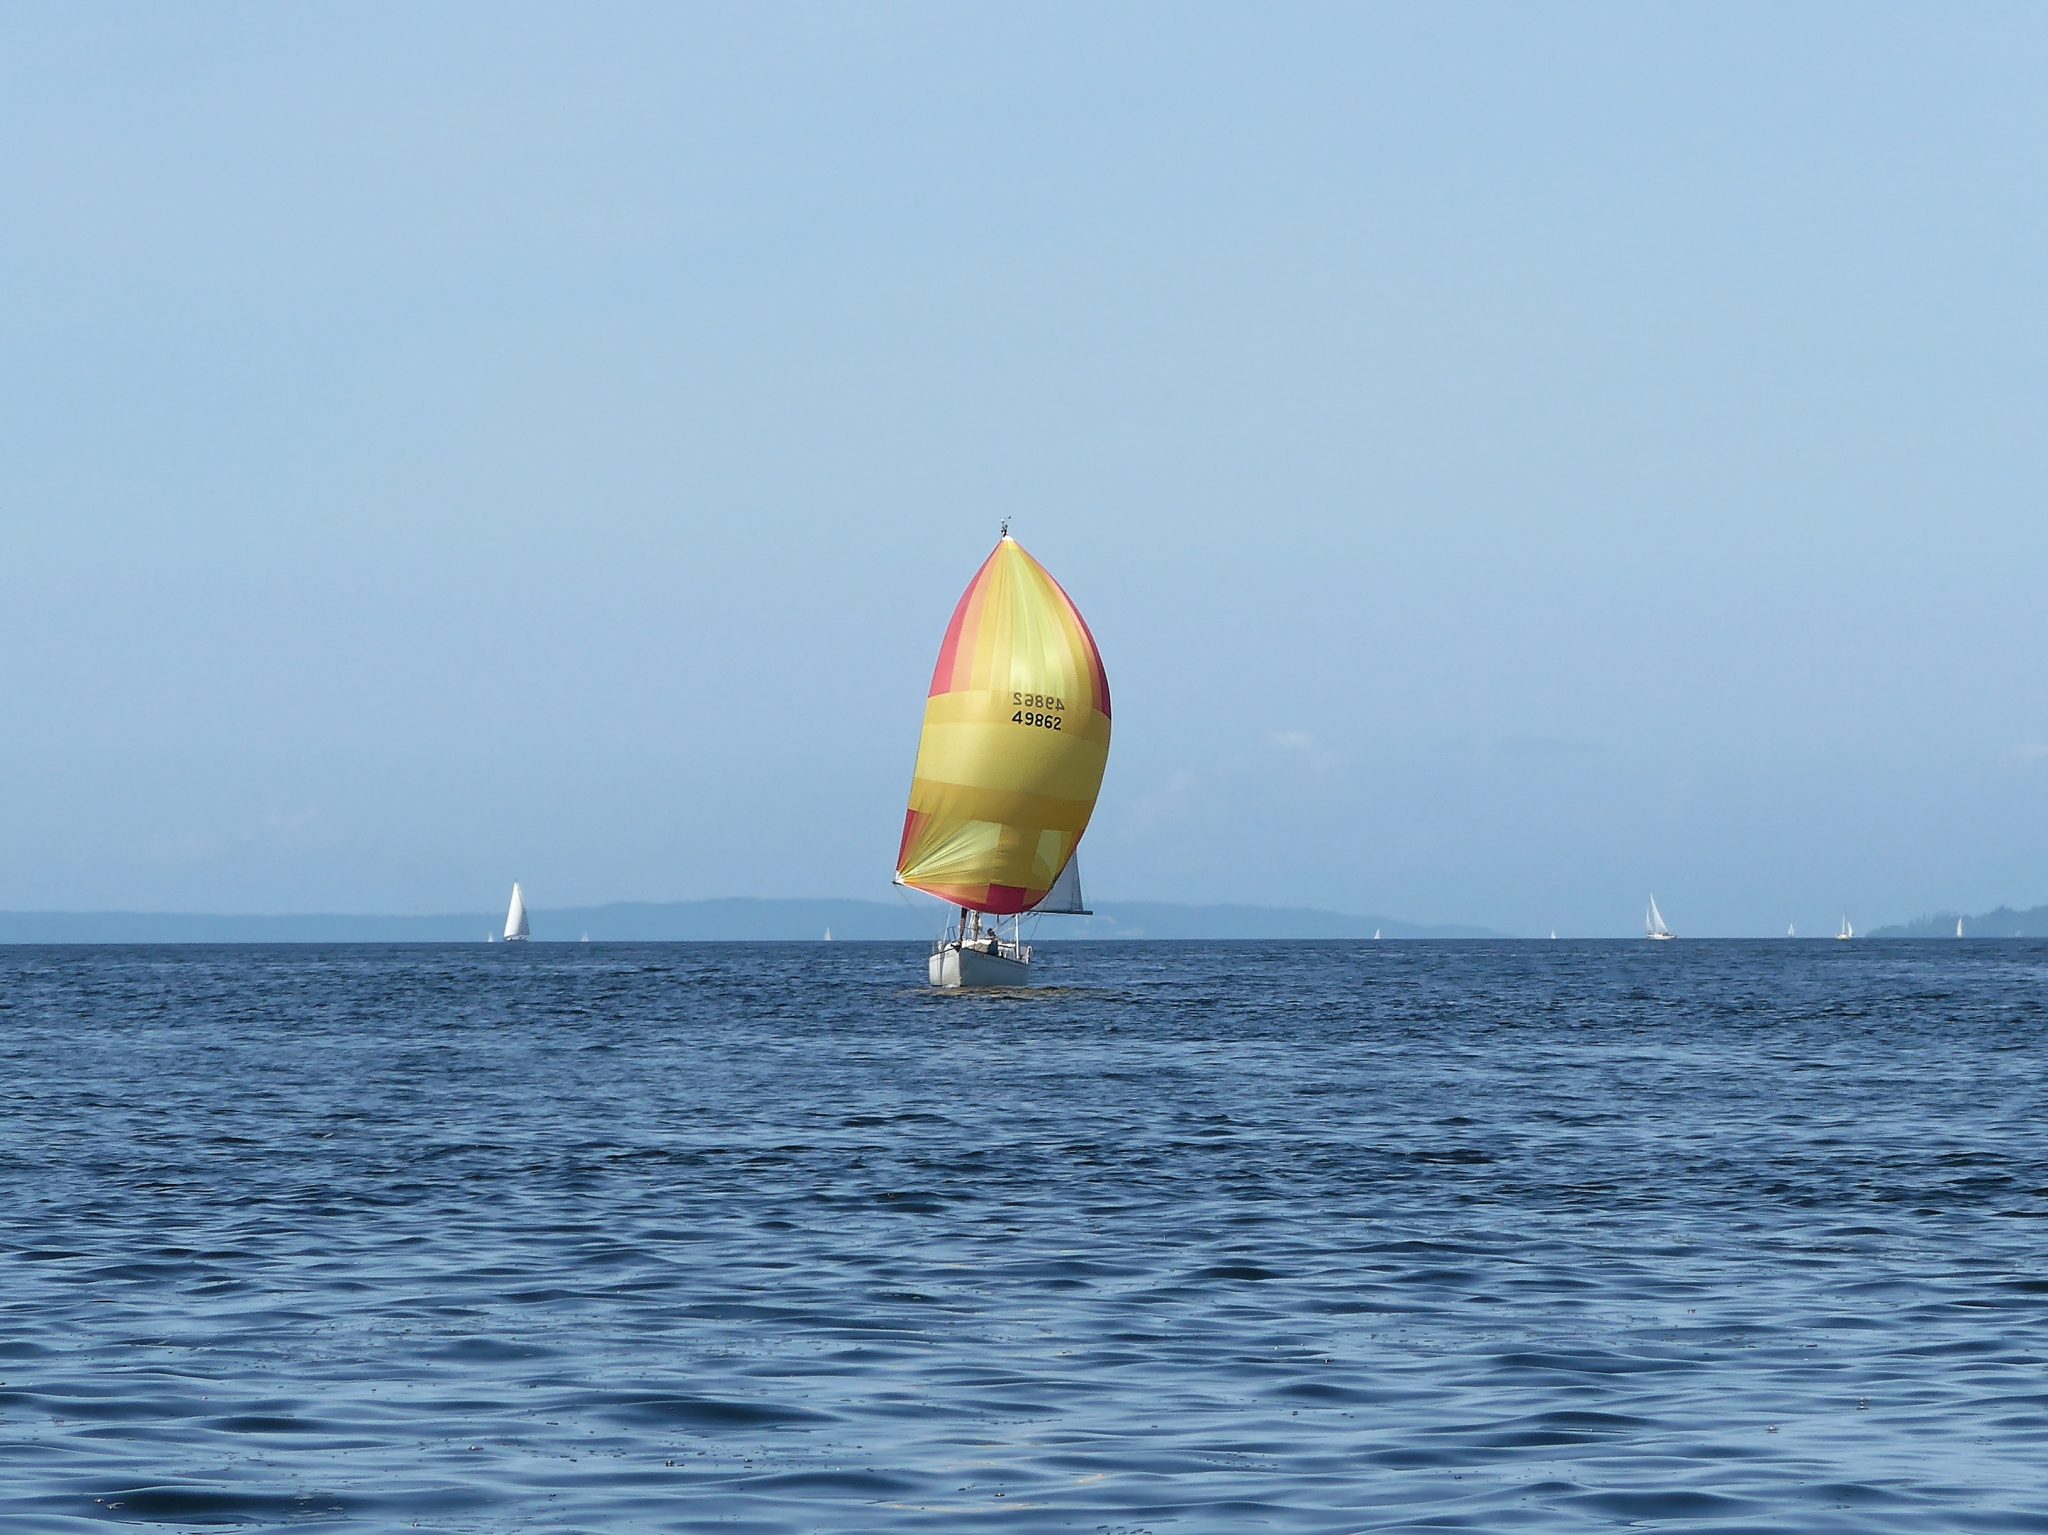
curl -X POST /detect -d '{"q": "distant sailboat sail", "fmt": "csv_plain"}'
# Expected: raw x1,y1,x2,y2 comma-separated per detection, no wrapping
504,882,530,942
1837,915,1854,941
1646,895,1674,940
1956,917,1965,938
896,534,1111,915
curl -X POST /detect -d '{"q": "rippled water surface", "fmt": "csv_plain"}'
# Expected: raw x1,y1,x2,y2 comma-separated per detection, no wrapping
4,940,2048,1533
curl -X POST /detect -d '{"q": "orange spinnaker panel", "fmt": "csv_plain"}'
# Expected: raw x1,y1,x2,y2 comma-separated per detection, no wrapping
895,536,1111,914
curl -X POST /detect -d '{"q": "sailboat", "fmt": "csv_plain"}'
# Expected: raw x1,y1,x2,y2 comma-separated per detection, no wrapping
1787,923,1796,937
1373,929,1382,941
503,882,530,943
1645,895,1675,940
1836,915,1854,942
895,525,1110,988
1956,917,1965,938
823,927,833,942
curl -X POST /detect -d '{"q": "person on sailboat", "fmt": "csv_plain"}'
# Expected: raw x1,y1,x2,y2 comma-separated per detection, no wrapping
961,910,996,955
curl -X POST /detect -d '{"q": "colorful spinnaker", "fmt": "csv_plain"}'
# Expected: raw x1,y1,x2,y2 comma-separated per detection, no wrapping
895,533,1110,915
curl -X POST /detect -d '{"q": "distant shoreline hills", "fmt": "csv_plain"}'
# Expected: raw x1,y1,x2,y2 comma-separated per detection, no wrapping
0,899,1501,944
1868,905,2048,939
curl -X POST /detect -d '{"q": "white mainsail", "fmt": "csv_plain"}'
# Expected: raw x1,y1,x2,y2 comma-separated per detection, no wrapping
1837,915,1853,941
504,882,530,942
1956,918,1965,938
1645,895,1673,939
1029,856,1091,916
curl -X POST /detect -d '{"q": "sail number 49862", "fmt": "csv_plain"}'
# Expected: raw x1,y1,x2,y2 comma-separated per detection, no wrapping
1011,691,1065,731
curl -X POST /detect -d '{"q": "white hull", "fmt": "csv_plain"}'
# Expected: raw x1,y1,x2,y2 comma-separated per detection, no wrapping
929,942,1031,989
1647,931,1675,941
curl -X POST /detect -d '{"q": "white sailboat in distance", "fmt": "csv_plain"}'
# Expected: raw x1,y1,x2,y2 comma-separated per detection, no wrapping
1787,923,1796,937
503,882,530,943
1957,917,1965,938
1645,895,1675,941
1836,915,1854,942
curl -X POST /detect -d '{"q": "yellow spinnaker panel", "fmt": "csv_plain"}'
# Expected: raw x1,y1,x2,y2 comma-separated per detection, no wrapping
896,536,1111,914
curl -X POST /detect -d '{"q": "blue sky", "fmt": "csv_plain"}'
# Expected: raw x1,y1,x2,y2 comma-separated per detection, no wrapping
4,4,2046,935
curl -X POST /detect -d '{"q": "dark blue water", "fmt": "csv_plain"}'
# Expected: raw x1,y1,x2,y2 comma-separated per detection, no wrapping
3,941,2046,1533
